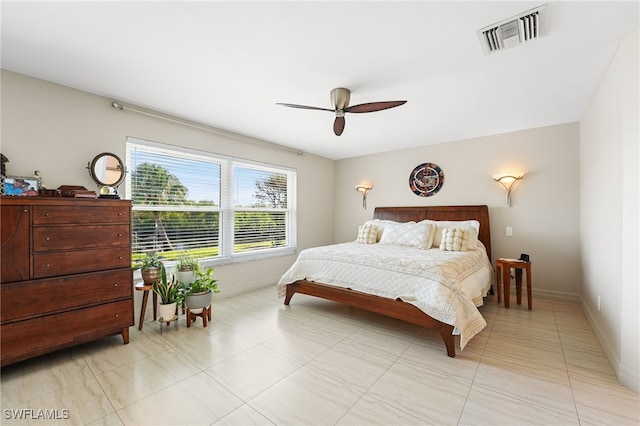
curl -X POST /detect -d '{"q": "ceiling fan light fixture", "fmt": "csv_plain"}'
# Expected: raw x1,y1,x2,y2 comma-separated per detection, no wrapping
331,87,350,110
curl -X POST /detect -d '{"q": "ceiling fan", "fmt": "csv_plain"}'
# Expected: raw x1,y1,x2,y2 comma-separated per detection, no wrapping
277,87,407,136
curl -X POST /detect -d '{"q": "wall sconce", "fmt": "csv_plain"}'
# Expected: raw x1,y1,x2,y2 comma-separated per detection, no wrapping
355,184,373,209
494,174,524,207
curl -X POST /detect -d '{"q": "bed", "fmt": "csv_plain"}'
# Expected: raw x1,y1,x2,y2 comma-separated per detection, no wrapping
277,205,493,357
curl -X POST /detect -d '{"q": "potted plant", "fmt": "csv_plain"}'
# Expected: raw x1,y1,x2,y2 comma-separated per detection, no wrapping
175,252,199,286
152,268,183,321
135,252,164,285
182,266,219,311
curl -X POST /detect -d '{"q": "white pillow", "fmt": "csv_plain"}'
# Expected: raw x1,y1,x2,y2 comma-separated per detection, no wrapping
378,221,434,249
356,223,378,244
418,219,437,248
440,227,471,251
431,220,480,248
363,219,408,242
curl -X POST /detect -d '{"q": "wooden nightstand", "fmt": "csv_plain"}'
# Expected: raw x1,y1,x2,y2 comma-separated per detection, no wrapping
496,259,532,309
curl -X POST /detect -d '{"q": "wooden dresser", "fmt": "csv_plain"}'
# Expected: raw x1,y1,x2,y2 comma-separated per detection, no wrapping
0,196,134,366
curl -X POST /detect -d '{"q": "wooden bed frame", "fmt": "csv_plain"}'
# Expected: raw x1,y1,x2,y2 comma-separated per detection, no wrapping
283,205,492,357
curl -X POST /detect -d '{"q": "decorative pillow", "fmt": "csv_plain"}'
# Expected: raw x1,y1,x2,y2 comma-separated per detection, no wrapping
363,219,408,242
356,223,378,244
440,227,471,251
378,221,434,249
432,220,480,248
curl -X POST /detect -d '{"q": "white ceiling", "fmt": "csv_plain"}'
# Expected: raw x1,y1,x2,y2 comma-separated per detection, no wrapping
2,1,638,160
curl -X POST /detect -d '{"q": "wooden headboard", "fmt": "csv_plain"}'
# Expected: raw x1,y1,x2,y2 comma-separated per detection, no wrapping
373,205,492,260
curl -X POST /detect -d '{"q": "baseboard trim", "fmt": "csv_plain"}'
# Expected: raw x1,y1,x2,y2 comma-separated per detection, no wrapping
533,288,581,303
216,276,278,300
580,295,640,393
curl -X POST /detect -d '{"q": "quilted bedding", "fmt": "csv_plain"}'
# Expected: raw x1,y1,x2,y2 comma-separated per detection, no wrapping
277,242,492,349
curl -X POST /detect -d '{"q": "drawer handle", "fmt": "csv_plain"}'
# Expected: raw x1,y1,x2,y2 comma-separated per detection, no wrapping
45,212,50,217
115,314,119,318
118,212,122,216
45,263,51,268
23,209,28,213
45,236,51,241
118,256,123,260
117,233,123,237
113,283,118,287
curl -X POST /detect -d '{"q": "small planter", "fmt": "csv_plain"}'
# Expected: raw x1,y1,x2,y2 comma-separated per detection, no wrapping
141,267,162,285
176,269,196,286
185,290,212,311
158,302,177,321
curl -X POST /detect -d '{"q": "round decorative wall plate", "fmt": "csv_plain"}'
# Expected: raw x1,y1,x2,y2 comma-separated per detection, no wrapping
409,162,444,197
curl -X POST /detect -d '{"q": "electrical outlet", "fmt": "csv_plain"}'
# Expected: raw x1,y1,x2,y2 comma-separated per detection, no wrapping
506,226,513,237
597,295,601,311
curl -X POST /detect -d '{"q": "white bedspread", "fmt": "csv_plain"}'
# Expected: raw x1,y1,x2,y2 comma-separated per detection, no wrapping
277,242,492,349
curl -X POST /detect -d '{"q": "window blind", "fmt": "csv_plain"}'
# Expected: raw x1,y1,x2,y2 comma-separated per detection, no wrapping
126,138,296,264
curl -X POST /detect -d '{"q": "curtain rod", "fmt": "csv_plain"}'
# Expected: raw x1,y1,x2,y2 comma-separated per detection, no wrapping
110,101,305,156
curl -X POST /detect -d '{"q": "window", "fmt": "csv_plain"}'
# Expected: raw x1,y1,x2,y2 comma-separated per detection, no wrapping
126,137,296,264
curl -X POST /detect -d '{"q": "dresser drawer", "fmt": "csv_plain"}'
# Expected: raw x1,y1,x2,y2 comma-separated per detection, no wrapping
33,224,130,251
0,205,30,283
1,299,133,366
1,268,132,323
33,247,131,279
33,205,130,225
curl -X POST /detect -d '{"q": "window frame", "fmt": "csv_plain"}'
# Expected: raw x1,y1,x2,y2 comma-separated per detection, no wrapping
125,137,297,266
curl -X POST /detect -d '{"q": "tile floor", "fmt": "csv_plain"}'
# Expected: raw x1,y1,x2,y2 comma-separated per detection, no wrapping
1,286,638,425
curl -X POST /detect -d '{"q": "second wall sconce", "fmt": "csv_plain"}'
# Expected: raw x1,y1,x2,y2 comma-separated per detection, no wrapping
355,184,373,209
494,174,524,207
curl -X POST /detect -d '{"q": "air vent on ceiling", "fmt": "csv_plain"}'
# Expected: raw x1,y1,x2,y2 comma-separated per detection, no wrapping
477,5,546,55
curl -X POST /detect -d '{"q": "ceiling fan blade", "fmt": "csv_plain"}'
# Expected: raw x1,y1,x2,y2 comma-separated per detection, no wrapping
345,100,407,113
276,103,334,112
333,116,345,136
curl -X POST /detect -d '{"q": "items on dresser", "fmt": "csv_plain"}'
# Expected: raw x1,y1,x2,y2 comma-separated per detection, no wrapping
87,152,126,199
0,197,134,366
57,185,97,198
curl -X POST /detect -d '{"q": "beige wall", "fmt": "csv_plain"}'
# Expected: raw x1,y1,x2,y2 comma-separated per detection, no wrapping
0,70,336,301
335,122,582,297
580,29,639,392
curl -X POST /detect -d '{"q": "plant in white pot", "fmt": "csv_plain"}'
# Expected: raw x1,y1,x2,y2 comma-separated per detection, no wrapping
152,268,183,322
175,252,199,286
181,267,219,327
182,267,219,310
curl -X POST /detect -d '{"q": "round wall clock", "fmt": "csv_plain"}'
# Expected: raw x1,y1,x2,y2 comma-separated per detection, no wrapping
409,162,444,197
